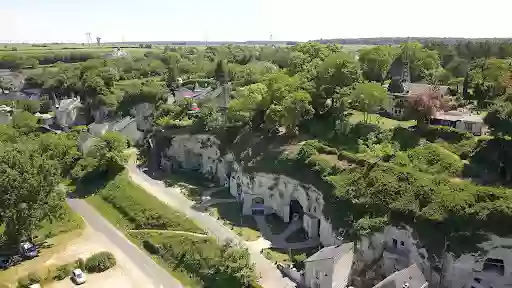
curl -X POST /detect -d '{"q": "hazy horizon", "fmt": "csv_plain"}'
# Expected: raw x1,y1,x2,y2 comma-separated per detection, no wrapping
4,0,511,43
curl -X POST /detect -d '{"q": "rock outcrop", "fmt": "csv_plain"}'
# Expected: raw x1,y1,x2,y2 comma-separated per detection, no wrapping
158,133,512,287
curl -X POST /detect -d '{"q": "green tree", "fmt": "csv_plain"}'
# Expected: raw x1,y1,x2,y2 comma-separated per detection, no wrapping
228,83,267,124
315,51,362,114
214,59,230,84
484,101,512,136
0,145,62,243
465,58,510,108
407,86,444,129
194,104,223,132
349,83,388,123
12,111,39,134
281,91,314,134
73,132,128,179
206,242,256,287
358,46,399,83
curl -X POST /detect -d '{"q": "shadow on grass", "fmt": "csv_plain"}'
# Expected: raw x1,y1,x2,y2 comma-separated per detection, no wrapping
207,202,260,237
71,168,123,199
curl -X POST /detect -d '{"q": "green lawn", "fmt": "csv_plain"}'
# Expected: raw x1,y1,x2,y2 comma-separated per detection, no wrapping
89,172,201,233
208,202,261,241
261,247,318,265
349,110,415,129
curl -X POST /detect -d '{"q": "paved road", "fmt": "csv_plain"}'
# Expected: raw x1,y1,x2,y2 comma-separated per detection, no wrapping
67,198,183,288
127,165,297,288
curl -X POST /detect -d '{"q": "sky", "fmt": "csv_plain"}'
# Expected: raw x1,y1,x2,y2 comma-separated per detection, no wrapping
2,0,511,43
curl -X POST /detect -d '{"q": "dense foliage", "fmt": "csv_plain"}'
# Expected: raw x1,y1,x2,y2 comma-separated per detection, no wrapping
134,233,256,287
84,251,117,273
94,172,202,233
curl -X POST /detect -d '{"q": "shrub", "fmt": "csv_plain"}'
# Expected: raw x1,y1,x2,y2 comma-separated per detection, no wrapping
394,143,464,176
17,276,30,288
142,239,161,255
423,125,472,143
85,251,116,273
306,155,333,176
292,253,307,270
54,263,72,280
27,272,41,284
99,173,202,232
75,258,86,271
296,143,317,161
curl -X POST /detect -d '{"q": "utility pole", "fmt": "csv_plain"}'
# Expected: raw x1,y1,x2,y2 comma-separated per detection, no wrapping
85,32,92,47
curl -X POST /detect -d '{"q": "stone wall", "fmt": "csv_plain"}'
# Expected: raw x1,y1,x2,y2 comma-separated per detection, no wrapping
158,134,512,287
160,134,340,246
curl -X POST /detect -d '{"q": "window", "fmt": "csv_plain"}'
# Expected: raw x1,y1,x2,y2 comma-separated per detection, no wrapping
400,241,405,247
315,270,321,279
392,238,398,248
464,122,473,131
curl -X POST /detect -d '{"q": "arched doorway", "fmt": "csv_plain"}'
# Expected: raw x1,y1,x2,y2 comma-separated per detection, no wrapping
289,199,304,222
251,196,265,215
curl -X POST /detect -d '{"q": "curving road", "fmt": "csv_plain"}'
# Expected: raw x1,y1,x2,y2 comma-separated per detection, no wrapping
67,198,183,288
127,164,297,288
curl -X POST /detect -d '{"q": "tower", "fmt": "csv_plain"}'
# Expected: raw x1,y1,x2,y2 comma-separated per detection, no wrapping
402,51,411,84
85,32,92,47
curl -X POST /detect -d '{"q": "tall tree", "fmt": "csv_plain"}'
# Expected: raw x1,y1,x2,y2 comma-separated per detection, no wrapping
281,91,314,135
358,46,399,83
464,58,510,108
349,83,388,123
214,59,230,85
0,145,62,244
315,51,362,114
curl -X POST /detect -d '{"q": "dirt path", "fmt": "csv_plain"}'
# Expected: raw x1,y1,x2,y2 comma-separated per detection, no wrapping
128,229,207,237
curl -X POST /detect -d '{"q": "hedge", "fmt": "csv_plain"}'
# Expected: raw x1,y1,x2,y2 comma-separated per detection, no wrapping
99,173,202,233
85,251,116,273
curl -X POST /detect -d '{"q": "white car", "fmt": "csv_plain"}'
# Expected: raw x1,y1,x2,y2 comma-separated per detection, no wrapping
71,268,87,285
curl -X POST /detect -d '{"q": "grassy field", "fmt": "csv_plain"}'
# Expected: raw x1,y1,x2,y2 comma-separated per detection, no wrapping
208,201,262,241
348,110,415,129
84,172,208,287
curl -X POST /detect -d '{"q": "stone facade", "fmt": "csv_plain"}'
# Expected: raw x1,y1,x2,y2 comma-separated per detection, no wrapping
160,134,341,246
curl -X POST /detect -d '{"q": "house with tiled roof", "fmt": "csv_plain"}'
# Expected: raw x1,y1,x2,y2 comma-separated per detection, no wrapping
303,242,354,288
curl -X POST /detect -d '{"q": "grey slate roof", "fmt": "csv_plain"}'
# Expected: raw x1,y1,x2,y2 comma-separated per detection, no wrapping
109,117,135,132
305,243,353,262
373,264,428,288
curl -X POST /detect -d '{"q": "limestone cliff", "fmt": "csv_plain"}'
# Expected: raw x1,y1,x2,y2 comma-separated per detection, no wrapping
158,134,512,287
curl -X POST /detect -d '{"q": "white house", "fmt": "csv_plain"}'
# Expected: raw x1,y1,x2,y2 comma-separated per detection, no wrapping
54,97,82,128
87,117,143,145
430,111,488,135
303,243,354,288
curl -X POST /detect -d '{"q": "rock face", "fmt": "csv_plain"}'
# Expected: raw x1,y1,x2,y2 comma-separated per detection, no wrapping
159,134,512,287
160,134,341,246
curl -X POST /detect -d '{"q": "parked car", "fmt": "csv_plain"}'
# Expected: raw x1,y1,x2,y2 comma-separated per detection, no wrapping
19,242,38,258
71,268,87,285
0,256,10,270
